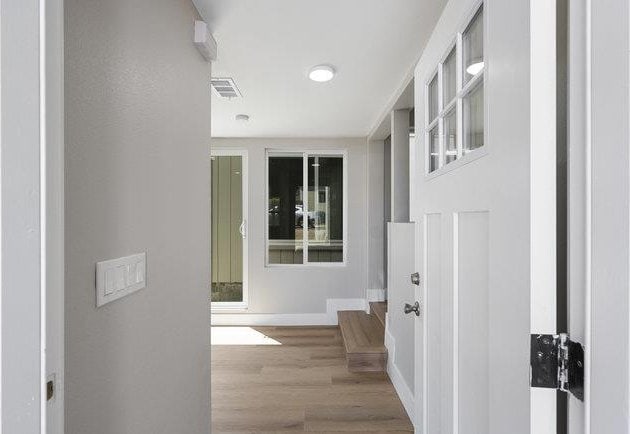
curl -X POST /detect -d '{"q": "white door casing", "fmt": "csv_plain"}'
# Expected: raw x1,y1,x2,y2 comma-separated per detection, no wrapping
46,0,66,432
412,1,558,433
568,1,630,433
1,0,64,432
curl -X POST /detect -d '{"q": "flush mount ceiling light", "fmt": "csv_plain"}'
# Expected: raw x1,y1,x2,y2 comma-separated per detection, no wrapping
308,65,336,82
235,114,250,122
466,60,484,76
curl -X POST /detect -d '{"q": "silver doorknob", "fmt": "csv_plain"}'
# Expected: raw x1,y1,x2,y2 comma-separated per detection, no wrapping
404,301,420,316
410,272,421,286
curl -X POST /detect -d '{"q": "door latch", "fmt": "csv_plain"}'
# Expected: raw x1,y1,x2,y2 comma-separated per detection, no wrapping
47,379,54,401
410,272,421,286
404,301,421,316
530,333,584,401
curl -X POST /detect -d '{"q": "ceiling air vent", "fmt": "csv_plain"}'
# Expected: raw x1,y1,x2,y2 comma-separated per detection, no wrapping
210,77,242,99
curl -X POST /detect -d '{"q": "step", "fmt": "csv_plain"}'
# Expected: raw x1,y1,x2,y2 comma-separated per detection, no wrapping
338,310,387,372
369,301,387,328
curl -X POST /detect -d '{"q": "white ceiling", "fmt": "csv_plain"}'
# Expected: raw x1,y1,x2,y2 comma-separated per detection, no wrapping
194,0,447,138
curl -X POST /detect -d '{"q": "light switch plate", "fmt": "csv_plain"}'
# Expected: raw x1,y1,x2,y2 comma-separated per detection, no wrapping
96,252,146,307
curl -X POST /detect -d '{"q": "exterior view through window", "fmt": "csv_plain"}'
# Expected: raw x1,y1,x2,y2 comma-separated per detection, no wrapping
211,154,246,304
267,151,345,265
426,4,484,174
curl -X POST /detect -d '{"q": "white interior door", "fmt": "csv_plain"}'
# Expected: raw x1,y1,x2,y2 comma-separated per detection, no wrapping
568,0,630,432
411,1,558,433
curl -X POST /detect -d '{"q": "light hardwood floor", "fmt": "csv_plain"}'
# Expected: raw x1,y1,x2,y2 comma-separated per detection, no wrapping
211,326,414,433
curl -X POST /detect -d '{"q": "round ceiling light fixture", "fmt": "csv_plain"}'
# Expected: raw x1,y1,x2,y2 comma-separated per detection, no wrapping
308,64,336,82
235,114,250,122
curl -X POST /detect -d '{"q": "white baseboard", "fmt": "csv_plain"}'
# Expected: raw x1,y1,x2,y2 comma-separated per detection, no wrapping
326,298,366,323
211,298,366,326
384,326,416,428
367,288,387,302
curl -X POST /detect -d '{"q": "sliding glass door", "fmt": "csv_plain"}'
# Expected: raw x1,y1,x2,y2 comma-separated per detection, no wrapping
211,150,248,308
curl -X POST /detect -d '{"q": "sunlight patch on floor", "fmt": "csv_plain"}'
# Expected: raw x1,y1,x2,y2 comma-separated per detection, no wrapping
211,326,282,346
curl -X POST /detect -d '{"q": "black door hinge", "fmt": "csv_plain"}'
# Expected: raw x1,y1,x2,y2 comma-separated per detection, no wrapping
530,333,584,401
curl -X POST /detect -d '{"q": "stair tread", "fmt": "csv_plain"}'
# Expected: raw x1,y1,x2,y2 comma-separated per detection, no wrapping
369,302,387,328
338,310,386,354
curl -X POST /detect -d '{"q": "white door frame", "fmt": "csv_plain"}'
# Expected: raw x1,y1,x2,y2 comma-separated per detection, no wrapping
45,0,65,433
210,149,249,310
1,0,64,433
568,1,630,432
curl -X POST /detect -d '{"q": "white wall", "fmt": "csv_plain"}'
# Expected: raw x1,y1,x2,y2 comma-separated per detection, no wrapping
367,139,385,292
65,0,212,433
211,138,368,315
386,223,416,401
390,109,411,222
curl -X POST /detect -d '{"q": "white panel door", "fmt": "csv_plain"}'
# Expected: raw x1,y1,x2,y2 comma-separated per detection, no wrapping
411,1,558,433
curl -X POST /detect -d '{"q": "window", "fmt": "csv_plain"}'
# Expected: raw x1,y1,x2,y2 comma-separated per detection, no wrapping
426,4,484,174
267,151,346,265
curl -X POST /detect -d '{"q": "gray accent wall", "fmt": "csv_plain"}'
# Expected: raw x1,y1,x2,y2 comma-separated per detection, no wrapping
65,0,212,432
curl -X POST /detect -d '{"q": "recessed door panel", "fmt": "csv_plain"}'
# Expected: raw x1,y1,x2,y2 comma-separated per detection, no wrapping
455,211,489,434
425,213,451,434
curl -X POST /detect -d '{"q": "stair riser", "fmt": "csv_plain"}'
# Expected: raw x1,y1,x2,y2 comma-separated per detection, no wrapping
347,353,387,373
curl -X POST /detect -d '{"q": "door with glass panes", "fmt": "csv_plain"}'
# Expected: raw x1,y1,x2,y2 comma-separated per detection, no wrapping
412,2,559,433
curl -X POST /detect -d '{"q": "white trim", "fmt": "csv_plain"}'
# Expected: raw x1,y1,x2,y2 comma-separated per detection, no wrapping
384,324,416,428
529,1,558,432
420,215,429,434
211,298,366,326
584,1,592,430
47,0,65,429
367,288,387,302
40,0,49,429
210,149,249,311
452,212,460,434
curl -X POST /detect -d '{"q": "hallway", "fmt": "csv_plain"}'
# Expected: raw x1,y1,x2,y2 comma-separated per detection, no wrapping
211,326,413,432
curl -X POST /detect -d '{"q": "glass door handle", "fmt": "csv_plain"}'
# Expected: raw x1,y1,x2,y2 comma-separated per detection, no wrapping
239,220,247,239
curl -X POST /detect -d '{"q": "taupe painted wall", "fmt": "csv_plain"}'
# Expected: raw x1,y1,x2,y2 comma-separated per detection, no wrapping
212,138,368,313
65,0,212,432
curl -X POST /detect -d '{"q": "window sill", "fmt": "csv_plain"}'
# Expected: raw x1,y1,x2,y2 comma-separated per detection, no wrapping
265,262,347,268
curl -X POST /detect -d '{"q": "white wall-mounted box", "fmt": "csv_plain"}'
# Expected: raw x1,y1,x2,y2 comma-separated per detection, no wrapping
96,253,146,307
194,20,217,62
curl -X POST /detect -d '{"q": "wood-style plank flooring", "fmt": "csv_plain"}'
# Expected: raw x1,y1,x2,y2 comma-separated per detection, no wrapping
211,326,413,433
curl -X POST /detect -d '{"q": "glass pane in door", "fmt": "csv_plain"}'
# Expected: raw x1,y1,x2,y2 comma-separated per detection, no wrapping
442,47,457,106
211,155,244,302
463,6,484,85
463,83,484,153
444,109,458,164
